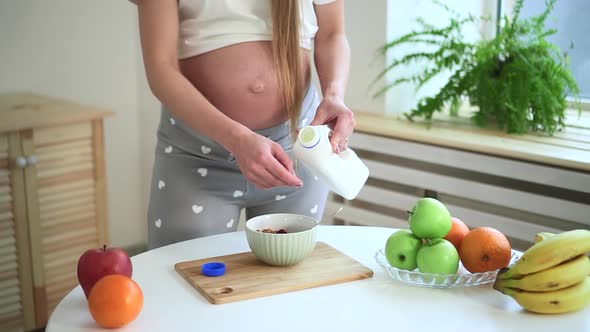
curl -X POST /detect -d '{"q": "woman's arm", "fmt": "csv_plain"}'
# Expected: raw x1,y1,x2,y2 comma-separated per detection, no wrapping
137,0,301,189
137,0,248,150
311,0,356,153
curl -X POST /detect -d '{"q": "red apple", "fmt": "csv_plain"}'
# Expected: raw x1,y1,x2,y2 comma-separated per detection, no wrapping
77,245,133,299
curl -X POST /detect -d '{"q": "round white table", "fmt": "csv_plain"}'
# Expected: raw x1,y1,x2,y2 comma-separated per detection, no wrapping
47,226,590,332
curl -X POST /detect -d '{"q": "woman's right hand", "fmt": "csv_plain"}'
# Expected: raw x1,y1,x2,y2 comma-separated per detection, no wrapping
230,132,303,190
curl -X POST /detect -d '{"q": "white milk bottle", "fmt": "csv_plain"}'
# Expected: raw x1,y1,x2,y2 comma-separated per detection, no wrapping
293,125,369,200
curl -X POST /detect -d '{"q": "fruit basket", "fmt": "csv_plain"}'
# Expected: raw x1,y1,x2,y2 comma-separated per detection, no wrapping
374,249,522,288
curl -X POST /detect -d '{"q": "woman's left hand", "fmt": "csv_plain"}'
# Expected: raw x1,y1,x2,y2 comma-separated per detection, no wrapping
309,95,356,153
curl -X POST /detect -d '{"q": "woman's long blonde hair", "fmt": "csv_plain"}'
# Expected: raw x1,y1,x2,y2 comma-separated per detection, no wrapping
270,0,304,138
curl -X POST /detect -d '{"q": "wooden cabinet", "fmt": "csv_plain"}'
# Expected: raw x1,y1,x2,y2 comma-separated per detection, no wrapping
0,93,113,331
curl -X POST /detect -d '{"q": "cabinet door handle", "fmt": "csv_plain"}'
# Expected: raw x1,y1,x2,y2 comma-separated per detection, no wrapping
27,155,39,166
15,156,28,168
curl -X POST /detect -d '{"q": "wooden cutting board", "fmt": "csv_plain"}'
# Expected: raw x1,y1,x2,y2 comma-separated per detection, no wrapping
174,242,373,304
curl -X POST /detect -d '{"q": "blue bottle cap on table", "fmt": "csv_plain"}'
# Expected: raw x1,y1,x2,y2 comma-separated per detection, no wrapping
202,262,226,277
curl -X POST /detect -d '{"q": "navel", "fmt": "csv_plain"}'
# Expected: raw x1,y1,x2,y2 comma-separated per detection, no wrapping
249,80,266,94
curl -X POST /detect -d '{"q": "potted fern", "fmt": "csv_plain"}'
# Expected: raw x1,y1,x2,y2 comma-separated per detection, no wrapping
372,0,580,135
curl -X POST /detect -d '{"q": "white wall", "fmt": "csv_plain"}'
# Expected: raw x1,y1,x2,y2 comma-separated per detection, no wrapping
342,0,388,114
0,0,146,248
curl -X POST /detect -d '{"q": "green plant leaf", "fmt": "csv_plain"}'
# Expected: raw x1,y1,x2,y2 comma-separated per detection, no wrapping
371,0,580,135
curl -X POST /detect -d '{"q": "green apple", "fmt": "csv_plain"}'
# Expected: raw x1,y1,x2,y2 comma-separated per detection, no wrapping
385,229,422,271
408,197,452,239
416,238,459,274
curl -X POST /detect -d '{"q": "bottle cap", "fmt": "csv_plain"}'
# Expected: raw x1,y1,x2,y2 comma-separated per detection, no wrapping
298,126,320,148
202,262,226,277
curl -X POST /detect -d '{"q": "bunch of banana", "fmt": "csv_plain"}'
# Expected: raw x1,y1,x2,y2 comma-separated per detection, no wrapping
493,229,590,314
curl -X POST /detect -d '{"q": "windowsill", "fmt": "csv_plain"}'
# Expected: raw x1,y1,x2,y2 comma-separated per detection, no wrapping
352,107,590,172
567,96,590,111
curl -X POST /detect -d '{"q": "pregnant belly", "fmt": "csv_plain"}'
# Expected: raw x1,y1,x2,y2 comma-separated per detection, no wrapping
179,41,311,130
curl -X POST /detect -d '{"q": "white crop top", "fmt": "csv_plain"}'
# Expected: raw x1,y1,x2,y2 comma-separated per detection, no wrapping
178,0,335,59
131,0,337,59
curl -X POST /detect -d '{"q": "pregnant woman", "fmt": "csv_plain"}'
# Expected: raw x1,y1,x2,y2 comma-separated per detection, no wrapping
133,0,354,249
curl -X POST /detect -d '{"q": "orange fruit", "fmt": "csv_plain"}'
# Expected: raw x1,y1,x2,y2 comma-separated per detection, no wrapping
459,226,512,273
444,217,470,251
88,274,144,329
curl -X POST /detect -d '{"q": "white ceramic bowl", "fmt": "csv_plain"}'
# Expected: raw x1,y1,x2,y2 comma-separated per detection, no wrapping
245,213,319,266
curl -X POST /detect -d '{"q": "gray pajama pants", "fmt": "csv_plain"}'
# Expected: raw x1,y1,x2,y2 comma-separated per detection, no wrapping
147,85,330,249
